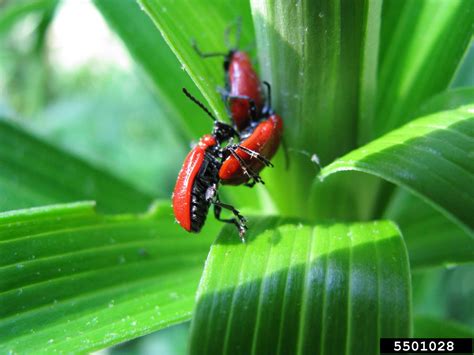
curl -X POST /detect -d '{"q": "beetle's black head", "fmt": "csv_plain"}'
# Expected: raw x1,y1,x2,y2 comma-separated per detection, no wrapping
212,121,237,144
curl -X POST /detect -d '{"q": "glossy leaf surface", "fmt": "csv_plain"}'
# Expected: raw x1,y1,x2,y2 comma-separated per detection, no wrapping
249,0,382,217
375,0,474,137
321,106,474,234
138,0,255,122
0,202,218,353
190,218,410,355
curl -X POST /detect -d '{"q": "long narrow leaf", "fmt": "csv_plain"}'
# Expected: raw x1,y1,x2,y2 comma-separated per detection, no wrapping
0,201,219,353
190,218,410,355
250,0,379,162
249,0,382,215
0,120,152,213
320,105,474,234
376,0,474,137
138,0,255,123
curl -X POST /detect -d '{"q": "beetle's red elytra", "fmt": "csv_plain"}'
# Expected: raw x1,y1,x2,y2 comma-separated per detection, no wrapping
219,114,283,185
227,51,263,130
172,134,216,232
172,89,248,239
173,22,286,239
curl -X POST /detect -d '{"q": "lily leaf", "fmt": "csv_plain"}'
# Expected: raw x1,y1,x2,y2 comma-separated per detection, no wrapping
0,201,218,353
375,0,474,137
137,0,255,123
320,105,474,235
0,119,152,213
249,0,383,216
250,0,380,163
385,190,474,270
190,218,410,355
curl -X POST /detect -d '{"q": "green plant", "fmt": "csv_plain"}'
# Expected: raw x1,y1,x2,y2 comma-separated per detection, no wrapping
0,0,473,353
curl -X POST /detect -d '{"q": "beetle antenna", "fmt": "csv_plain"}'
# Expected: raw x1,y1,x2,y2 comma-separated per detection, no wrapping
192,39,227,58
182,88,217,122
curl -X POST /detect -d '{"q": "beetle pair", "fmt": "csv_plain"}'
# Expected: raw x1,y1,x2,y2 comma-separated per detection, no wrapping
172,28,283,240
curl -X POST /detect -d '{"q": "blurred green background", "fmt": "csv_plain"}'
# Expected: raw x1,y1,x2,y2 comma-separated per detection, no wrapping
0,0,188,199
0,0,472,353
0,1,191,353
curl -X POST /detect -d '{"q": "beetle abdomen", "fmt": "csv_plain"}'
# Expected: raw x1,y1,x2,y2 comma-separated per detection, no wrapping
190,153,221,232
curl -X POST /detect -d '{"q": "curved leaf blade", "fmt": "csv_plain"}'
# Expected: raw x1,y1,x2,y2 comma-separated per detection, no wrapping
376,0,474,137
138,0,255,122
0,119,152,213
320,105,474,234
190,218,410,355
0,201,218,353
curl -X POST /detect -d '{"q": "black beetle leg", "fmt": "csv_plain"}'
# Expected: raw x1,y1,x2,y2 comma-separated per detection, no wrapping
227,147,264,185
231,145,274,167
213,195,247,242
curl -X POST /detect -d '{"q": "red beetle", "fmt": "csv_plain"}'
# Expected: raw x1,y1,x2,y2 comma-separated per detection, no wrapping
219,81,284,186
219,113,283,186
193,21,263,131
225,50,263,130
172,89,250,238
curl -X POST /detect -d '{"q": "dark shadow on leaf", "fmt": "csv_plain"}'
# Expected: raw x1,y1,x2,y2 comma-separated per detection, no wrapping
190,229,410,355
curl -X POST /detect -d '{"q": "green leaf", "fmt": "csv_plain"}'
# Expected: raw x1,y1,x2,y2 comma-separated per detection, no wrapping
0,119,152,213
190,218,411,355
250,0,380,163
320,105,474,235
375,0,474,137
249,0,382,215
385,190,474,270
0,201,219,353
414,315,474,338
93,0,207,141
137,0,255,123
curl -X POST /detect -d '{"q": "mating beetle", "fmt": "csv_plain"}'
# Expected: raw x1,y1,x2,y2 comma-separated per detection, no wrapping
193,19,263,131
219,82,283,186
172,89,272,239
